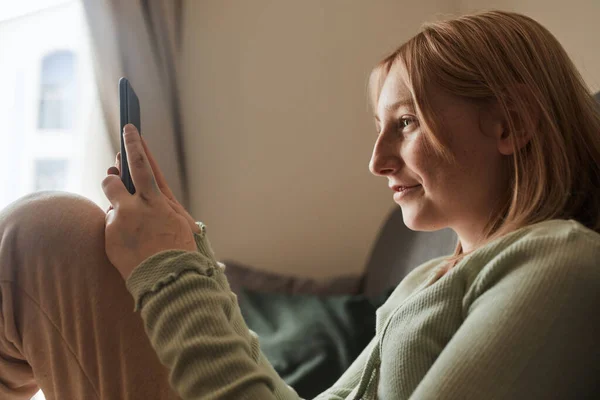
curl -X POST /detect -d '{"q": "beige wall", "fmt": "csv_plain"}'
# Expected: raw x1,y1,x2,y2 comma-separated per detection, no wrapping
180,0,454,278
180,0,599,278
460,0,600,92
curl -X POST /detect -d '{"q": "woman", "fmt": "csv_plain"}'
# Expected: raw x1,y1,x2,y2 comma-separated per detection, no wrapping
1,10,599,400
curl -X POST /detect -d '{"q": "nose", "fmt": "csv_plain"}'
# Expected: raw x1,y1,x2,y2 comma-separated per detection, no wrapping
369,134,402,177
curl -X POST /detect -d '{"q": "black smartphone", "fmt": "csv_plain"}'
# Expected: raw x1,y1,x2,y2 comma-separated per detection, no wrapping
119,77,141,194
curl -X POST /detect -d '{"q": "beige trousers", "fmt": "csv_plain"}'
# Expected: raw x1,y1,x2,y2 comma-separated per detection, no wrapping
0,191,179,400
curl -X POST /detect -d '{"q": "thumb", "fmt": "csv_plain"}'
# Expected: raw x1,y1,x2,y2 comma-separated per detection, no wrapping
102,174,130,210
105,208,116,226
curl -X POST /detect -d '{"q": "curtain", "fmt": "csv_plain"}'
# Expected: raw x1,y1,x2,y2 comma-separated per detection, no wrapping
80,0,189,207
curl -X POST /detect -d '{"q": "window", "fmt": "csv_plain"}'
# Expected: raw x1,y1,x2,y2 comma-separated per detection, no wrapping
38,50,76,130
34,159,69,191
0,0,113,215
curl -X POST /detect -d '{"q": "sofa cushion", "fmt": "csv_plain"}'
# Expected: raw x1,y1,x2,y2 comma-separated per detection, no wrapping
223,260,362,296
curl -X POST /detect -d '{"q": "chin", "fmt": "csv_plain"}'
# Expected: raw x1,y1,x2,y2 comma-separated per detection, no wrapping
400,206,445,232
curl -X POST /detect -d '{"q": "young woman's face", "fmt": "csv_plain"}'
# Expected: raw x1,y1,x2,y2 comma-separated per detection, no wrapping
369,62,509,251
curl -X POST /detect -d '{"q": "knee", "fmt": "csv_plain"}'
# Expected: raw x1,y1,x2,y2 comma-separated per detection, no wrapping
0,191,106,249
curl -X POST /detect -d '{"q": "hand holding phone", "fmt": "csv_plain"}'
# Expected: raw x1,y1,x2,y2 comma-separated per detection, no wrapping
106,77,200,233
119,77,141,194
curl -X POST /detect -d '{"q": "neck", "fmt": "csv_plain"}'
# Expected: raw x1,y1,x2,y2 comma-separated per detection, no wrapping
453,221,488,254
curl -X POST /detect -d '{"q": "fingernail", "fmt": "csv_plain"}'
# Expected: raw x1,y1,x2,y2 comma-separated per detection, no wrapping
124,124,137,136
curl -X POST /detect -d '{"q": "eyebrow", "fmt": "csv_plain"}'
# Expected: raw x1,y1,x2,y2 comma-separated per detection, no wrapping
374,99,415,120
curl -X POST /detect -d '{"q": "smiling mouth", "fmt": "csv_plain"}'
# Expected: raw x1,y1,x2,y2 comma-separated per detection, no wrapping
399,185,419,192
392,184,422,201
392,184,421,192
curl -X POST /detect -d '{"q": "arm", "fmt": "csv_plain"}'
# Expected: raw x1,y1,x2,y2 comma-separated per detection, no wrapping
311,335,378,400
106,128,357,398
126,230,370,400
126,231,302,400
409,230,600,399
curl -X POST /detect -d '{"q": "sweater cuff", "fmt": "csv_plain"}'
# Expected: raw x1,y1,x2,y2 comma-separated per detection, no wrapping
126,225,221,312
192,221,218,262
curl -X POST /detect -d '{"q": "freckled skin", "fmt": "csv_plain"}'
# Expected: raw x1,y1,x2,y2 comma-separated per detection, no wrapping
369,62,509,252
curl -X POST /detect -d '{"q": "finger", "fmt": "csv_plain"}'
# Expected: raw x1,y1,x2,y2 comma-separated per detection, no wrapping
140,136,175,200
102,174,130,210
123,124,159,200
107,166,119,175
116,152,121,172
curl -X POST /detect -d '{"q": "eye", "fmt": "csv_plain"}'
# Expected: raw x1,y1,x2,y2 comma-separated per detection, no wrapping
397,116,418,132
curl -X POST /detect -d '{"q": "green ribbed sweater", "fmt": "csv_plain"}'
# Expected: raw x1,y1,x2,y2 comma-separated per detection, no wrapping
126,219,600,399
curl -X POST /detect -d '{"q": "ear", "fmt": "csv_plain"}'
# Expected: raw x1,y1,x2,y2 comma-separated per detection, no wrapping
493,86,540,156
496,120,533,156
495,114,535,156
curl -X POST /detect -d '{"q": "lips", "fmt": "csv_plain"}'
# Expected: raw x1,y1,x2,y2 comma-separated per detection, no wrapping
392,184,422,202
391,184,421,192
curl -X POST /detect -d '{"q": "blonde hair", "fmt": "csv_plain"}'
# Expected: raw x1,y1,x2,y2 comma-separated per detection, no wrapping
369,10,600,258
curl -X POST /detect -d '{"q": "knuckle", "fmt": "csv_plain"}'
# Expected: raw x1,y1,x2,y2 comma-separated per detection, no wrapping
140,191,154,203
131,152,146,168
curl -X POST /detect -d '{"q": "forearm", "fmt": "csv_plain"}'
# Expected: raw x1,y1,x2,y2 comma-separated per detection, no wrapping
126,233,302,400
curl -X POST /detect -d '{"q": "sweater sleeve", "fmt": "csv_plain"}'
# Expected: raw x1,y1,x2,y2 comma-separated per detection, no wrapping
409,227,600,399
125,230,304,400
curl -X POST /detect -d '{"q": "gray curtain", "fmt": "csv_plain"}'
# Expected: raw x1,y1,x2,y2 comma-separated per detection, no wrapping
81,0,189,207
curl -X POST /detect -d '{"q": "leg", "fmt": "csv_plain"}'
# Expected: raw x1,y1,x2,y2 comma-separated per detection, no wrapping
0,191,179,400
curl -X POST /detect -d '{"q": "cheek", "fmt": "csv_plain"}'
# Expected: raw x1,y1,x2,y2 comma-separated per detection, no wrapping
411,144,472,201
438,124,497,188
406,138,447,186
454,135,500,180
438,148,502,207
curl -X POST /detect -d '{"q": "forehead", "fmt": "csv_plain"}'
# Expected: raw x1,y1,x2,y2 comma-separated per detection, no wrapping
377,62,413,116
